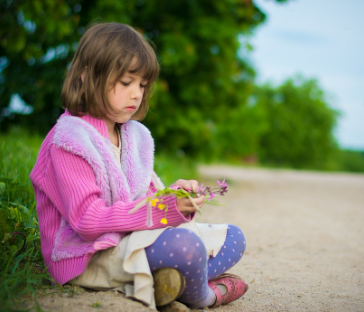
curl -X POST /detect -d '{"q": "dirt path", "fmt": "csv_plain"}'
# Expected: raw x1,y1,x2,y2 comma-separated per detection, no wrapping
32,166,364,312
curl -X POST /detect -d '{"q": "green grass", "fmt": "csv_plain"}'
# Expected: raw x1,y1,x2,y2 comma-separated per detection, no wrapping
0,127,198,311
155,153,198,186
206,148,364,174
0,128,48,312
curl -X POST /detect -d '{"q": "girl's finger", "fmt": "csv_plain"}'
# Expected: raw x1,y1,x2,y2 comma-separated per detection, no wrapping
180,180,192,191
189,180,199,192
194,196,205,205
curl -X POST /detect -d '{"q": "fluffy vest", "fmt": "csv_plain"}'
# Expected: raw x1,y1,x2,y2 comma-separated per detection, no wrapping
54,115,154,203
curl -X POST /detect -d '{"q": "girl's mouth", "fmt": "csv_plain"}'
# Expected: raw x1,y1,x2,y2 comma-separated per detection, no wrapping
125,105,137,111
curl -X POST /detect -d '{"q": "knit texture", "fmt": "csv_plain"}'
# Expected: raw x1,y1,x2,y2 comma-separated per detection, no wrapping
30,111,191,285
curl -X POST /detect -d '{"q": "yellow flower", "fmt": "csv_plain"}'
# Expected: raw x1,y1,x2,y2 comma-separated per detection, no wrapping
160,218,168,224
157,204,166,210
151,199,159,207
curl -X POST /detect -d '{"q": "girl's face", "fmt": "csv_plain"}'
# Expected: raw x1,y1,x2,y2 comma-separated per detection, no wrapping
102,58,148,127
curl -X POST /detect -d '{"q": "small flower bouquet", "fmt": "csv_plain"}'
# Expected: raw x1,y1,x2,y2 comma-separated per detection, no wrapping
129,179,229,226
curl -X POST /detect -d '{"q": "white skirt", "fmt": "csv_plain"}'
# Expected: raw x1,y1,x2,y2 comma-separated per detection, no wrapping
72,220,228,309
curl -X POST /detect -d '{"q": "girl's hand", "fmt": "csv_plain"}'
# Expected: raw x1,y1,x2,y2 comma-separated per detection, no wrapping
176,195,205,216
171,179,199,192
171,179,205,216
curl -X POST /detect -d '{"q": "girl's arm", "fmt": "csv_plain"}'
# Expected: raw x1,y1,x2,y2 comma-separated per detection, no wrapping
43,145,191,242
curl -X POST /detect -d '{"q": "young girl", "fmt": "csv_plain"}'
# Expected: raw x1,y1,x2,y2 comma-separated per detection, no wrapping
30,23,248,310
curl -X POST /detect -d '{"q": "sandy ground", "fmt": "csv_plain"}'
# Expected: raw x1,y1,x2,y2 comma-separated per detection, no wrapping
25,166,364,312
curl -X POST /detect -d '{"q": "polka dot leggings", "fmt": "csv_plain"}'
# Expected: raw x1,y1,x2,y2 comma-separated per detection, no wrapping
145,224,246,307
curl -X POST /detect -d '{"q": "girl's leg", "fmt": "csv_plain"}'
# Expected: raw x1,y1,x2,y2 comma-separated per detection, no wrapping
145,228,215,307
207,224,246,280
145,225,246,308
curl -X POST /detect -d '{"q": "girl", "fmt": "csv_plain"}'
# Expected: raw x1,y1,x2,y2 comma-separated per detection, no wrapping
30,23,248,310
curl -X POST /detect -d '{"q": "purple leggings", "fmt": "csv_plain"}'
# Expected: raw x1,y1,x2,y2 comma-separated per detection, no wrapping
145,224,246,306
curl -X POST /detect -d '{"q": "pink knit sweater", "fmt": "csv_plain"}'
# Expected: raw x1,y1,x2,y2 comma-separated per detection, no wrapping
30,111,191,285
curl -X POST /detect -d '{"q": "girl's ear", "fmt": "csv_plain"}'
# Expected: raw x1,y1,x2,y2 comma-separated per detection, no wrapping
81,67,87,82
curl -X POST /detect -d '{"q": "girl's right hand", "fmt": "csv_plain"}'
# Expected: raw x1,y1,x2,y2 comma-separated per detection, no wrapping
171,179,205,216
176,195,205,216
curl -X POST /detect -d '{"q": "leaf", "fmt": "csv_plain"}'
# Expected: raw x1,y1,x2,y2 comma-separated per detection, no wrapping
0,182,6,195
204,200,226,206
9,245,18,257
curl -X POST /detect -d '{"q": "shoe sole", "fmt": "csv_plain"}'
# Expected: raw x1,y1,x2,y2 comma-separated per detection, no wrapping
153,268,186,307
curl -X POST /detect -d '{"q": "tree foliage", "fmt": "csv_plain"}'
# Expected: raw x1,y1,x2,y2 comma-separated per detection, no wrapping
254,76,339,168
0,0,80,128
0,1,271,133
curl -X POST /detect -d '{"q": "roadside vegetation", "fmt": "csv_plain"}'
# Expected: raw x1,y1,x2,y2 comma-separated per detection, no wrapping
0,129,47,312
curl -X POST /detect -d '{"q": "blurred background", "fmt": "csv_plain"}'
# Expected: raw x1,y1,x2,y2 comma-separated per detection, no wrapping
1,0,364,173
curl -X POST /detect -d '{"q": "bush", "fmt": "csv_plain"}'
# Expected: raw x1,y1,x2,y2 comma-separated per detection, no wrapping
334,149,364,173
253,76,340,169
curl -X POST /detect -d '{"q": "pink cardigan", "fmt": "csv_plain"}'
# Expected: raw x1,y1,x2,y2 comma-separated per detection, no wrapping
30,111,191,285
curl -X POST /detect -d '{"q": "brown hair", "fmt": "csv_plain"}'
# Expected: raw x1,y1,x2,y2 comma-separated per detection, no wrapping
61,23,159,120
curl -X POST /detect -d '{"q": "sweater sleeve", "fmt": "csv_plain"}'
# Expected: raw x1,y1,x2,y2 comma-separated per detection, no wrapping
43,145,190,242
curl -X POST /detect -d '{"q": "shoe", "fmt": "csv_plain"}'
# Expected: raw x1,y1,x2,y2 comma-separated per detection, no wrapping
208,273,249,308
159,301,190,312
153,268,186,307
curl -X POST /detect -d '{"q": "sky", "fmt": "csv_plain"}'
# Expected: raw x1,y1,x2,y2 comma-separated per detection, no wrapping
249,0,364,150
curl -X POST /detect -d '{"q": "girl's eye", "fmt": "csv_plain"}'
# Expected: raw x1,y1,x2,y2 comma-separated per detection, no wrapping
140,84,147,88
121,81,130,86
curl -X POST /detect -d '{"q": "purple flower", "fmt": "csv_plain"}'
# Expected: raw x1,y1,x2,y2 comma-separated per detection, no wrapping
217,179,228,188
196,184,206,196
191,179,228,202
219,187,228,196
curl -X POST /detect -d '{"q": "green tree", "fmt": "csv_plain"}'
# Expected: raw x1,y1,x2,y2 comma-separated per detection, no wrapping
0,0,80,130
254,76,339,168
1,0,288,157
214,90,268,160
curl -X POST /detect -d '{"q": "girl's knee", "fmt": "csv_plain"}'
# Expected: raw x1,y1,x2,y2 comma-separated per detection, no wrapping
166,228,207,259
148,228,207,263
227,224,246,255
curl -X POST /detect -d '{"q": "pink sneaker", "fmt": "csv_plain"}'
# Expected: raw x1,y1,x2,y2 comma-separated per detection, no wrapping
208,273,249,308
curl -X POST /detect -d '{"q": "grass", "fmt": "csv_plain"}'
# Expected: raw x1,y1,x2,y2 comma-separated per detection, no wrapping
0,127,198,312
334,149,364,173
0,128,48,312
206,148,364,174
155,153,199,186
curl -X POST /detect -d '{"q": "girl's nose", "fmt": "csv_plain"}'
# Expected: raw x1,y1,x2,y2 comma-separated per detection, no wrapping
131,86,143,99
